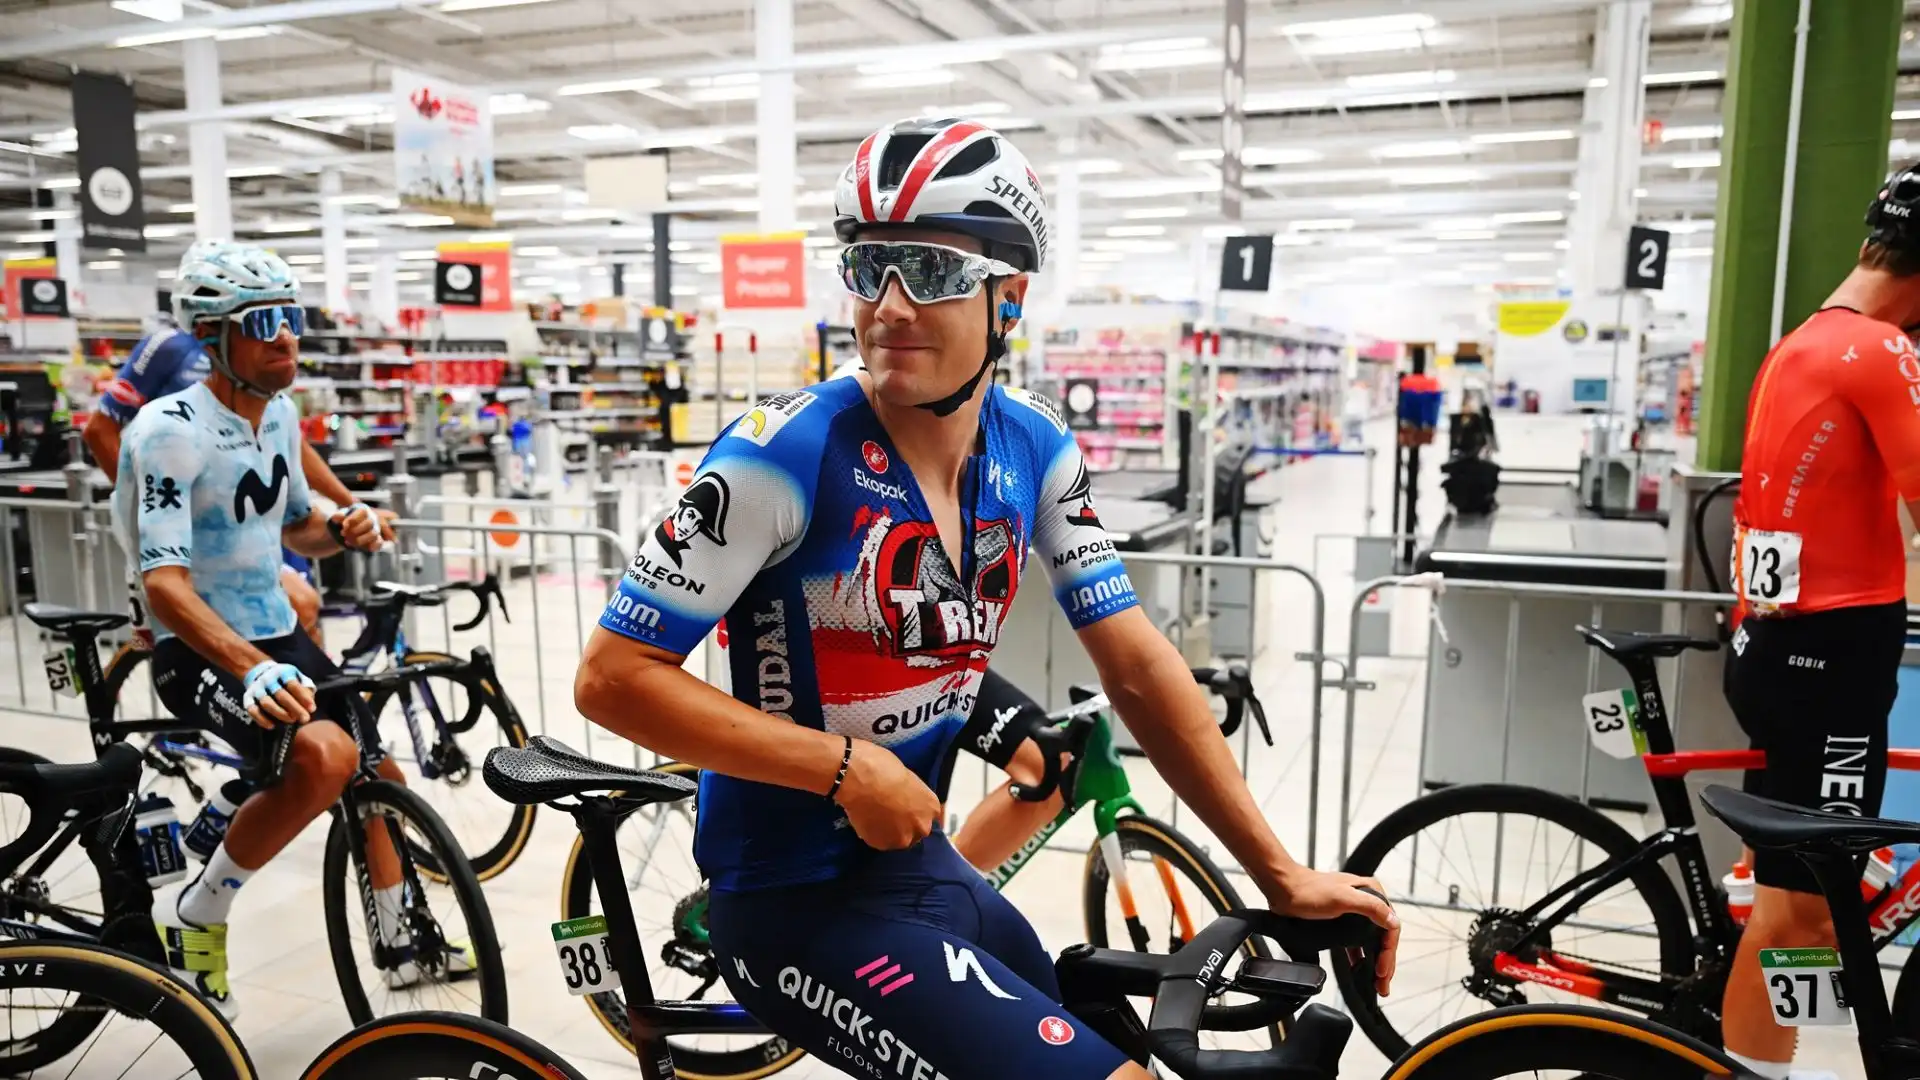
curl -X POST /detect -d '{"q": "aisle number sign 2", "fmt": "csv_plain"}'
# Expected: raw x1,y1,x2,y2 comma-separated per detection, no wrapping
721,232,806,310
1580,687,1646,759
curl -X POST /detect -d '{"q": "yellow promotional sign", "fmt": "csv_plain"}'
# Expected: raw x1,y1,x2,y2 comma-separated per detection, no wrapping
1497,301,1572,337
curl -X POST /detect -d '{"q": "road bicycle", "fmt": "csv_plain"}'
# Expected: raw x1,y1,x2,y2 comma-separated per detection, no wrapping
553,666,1283,1075
148,572,534,882
15,601,510,1027
297,737,1760,1080
1695,783,1920,1079
0,742,258,1078
1334,622,1920,1056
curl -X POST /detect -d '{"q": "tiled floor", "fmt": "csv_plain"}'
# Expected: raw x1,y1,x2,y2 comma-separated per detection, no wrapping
0,415,1878,1078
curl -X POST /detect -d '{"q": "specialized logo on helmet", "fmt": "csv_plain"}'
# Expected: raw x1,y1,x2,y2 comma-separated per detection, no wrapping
1025,167,1045,198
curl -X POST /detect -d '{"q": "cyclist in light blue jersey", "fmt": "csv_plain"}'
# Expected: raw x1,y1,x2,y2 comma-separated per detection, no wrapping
577,117,1399,1080
110,240,460,1017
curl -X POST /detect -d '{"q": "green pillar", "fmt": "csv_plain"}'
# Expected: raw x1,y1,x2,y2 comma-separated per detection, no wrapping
1696,0,1901,472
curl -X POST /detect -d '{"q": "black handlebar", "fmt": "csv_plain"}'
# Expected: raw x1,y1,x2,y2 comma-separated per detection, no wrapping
1191,664,1272,747
370,571,509,630
1009,714,1095,804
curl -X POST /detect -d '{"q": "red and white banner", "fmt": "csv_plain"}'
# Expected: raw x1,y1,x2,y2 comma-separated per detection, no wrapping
3,258,57,320
720,232,806,310
435,242,512,312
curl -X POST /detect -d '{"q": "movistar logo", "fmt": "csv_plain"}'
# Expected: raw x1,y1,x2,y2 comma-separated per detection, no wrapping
233,454,290,522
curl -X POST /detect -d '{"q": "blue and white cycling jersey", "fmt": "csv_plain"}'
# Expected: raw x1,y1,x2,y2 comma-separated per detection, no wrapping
99,328,210,426
110,382,313,643
596,377,1139,891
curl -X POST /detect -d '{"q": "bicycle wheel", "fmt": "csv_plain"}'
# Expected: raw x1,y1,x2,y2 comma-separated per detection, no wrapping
299,1012,588,1080
1335,784,1700,1059
372,651,536,882
1382,1004,1741,1079
557,761,803,1080
0,939,256,1078
322,778,508,1025
0,747,105,935
1081,813,1278,1045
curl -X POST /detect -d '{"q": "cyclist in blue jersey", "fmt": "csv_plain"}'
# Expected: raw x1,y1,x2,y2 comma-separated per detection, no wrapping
576,118,1398,1080
84,243,394,646
110,241,459,1017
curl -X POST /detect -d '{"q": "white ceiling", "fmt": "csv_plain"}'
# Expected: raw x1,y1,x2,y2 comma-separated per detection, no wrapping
1,0,1917,305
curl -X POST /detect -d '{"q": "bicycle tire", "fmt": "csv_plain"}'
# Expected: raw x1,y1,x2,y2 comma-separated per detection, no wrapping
1893,944,1920,1034
560,761,806,1080
373,650,536,882
321,778,508,1025
0,939,256,1078
1081,813,1278,1035
1381,1003,1740,1079
298,1011,589,1079
1336,783,1699,1059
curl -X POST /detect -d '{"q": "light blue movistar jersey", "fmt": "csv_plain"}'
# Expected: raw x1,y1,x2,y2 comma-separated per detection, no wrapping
110,382,314,642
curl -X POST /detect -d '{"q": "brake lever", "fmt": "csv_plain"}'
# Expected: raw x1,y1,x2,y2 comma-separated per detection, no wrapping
1009,716,1094,804
1246,692,1273,747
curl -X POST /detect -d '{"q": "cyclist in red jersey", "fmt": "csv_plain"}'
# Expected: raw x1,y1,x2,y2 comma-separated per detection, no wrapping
1719,165,1920,1079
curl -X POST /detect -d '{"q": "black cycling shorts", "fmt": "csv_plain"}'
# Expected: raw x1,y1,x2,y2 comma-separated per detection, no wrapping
1722,601,1906,893
934,668,1051,802
150,632,367,785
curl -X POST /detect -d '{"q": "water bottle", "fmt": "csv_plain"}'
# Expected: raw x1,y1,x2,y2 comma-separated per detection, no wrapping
1862,847,1898,904
182,779,252,861
133,793,188,887
1724,861,1754,926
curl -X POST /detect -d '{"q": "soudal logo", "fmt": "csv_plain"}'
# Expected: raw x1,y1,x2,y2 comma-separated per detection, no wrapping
855,469,907,503
862,440,890,473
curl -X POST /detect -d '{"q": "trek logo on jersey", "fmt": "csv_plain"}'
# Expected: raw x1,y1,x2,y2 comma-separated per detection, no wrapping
862,440,889,473
625,551,707,595
871,519,1017,661
731,390,817,447
233,455,290,523
1057,464,1102,528
855,469,908,503
654,474,730,567
142,474,183,511
1067,573,1137,618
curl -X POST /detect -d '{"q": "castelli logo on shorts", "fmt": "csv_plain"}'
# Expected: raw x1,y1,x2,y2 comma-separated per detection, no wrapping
1037,1016,1075,1046
862,440,889,473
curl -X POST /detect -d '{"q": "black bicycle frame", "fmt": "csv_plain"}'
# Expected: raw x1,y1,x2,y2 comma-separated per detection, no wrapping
571,796,767,1080
1805,851,1920,1079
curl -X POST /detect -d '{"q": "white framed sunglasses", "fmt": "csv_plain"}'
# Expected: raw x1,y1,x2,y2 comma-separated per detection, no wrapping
838,241,1021,304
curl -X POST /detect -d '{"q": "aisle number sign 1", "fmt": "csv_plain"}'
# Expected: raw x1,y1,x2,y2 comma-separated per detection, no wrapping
1579,687,1646,759
1760,948,1849,1027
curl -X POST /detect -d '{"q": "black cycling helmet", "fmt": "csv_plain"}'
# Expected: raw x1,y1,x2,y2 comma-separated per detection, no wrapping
1865,161,1920,253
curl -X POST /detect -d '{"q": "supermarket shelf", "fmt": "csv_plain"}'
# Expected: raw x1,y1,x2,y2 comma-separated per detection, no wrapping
537,407,658,419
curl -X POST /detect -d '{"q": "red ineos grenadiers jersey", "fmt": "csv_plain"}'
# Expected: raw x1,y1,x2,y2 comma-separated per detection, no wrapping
597,377,1139,891
1732,307,1920,622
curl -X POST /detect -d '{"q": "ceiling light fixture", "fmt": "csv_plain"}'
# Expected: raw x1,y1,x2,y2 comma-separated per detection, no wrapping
558,77,663,97
1375,139,1472,159
854,70,957,90
1502,252,1554,262
1345,69,1454,90
1295,32,1430,57
568,124,638,142
1490,210,1565,224
1393,168,1483,185
1289,218,1354,232
344,238,380,249
1105,225,1167,237
1470,129,1576,144
226,165,282,178
1667,152,1722,169
1643,69,1720,85
498,183,564,197
1895,109,1920,121
1673,246,1713,258
1387,242,1439,254
1121,207,1190,220
111,0,183,19
1660,124,1723,141
284,254,324,265
439,0,560,11
1434,230,1499,241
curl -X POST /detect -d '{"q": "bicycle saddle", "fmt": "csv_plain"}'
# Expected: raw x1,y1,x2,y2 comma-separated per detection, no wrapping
0,742,141,802
22,603,130,638
1700,784,1920,854
482,737,695,807
1577,626,1718,661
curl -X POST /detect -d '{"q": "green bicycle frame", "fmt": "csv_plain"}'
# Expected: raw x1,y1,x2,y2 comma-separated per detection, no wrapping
980,709,1145,890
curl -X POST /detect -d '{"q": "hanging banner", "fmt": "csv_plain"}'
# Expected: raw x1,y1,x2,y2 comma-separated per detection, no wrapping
3,258,57,320
71,71,146,252
20,277,69,318
435,242,511,312
1219,0,1249,221
720,232,806,310
393,70,495,228
434,260,483,306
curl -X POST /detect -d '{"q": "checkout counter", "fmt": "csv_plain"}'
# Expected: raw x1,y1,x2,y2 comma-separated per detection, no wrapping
1416,479,1673,808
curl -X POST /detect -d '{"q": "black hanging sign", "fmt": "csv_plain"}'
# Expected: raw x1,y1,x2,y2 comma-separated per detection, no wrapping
1624,225,1671,290
435,260,483,306
71,71,146,253
20,277,69,318
1219,235,1275,292
1062,378,1100,430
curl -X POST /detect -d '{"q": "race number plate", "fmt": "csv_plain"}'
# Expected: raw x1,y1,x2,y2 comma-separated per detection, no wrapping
552,914,621,996
1760,947,1849,1027
1737,528,1802,607
1580,688,1644,760
42,647,79,698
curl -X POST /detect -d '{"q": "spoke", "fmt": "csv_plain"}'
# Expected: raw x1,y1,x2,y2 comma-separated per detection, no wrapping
109,1023,172,1080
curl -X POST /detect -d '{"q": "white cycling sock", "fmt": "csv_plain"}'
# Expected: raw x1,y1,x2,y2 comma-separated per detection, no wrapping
373,883,408,946
176,845,254,926
1726,1051,1790,1080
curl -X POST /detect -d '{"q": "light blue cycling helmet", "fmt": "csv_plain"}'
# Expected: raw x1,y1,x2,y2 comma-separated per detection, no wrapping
171,239,301,397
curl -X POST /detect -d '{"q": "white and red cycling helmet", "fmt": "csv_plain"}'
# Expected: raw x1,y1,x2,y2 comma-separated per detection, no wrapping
833,117,1050,273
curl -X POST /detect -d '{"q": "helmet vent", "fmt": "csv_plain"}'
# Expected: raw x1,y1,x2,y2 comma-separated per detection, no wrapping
934,140,999,179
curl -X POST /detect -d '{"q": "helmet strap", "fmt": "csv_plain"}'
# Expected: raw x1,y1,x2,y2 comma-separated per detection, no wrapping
207,318,275,401
913,286,1020,418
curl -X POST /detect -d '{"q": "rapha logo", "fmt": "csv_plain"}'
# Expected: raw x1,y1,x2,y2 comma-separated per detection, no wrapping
233,455,290,523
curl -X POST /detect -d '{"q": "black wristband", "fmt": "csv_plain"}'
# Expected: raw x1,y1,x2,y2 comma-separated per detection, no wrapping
824,735,853,802
325,512,347,547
